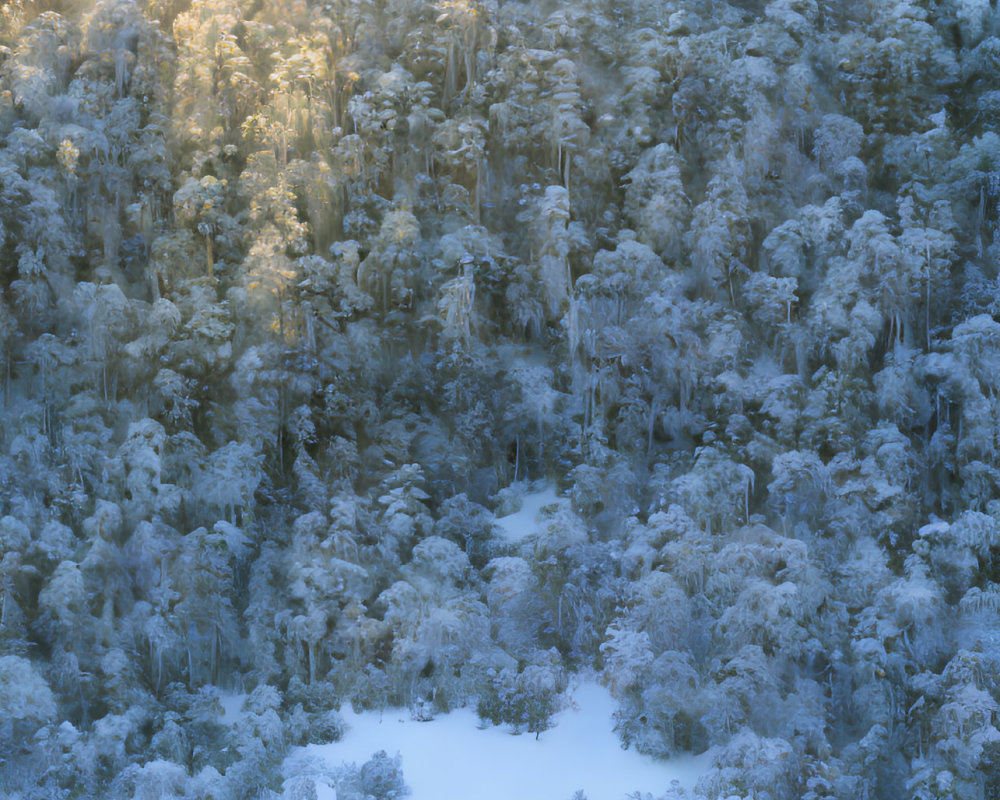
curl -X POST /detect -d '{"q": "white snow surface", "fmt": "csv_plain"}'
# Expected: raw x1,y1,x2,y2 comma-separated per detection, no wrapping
494,483,564,542
219,692,248,724
290,680,712,800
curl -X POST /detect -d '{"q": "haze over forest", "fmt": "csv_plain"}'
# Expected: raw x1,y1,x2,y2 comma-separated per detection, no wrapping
2,0,1000,797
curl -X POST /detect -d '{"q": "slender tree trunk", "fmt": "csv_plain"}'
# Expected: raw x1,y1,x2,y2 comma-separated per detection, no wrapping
647,395,656,459
926,242,931,351
205,233,214,279
475,156,482,223
514,434,520,482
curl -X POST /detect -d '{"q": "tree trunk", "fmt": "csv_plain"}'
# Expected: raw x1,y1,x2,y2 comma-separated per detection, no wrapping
205,233,214,279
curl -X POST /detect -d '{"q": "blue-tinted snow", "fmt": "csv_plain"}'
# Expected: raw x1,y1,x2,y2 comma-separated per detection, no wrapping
288,680,712,800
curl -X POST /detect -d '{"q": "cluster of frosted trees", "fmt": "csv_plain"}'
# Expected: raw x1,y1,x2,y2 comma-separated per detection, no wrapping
2,0,1000,797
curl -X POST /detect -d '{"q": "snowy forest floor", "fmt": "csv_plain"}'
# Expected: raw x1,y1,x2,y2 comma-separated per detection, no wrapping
284,679,712,800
